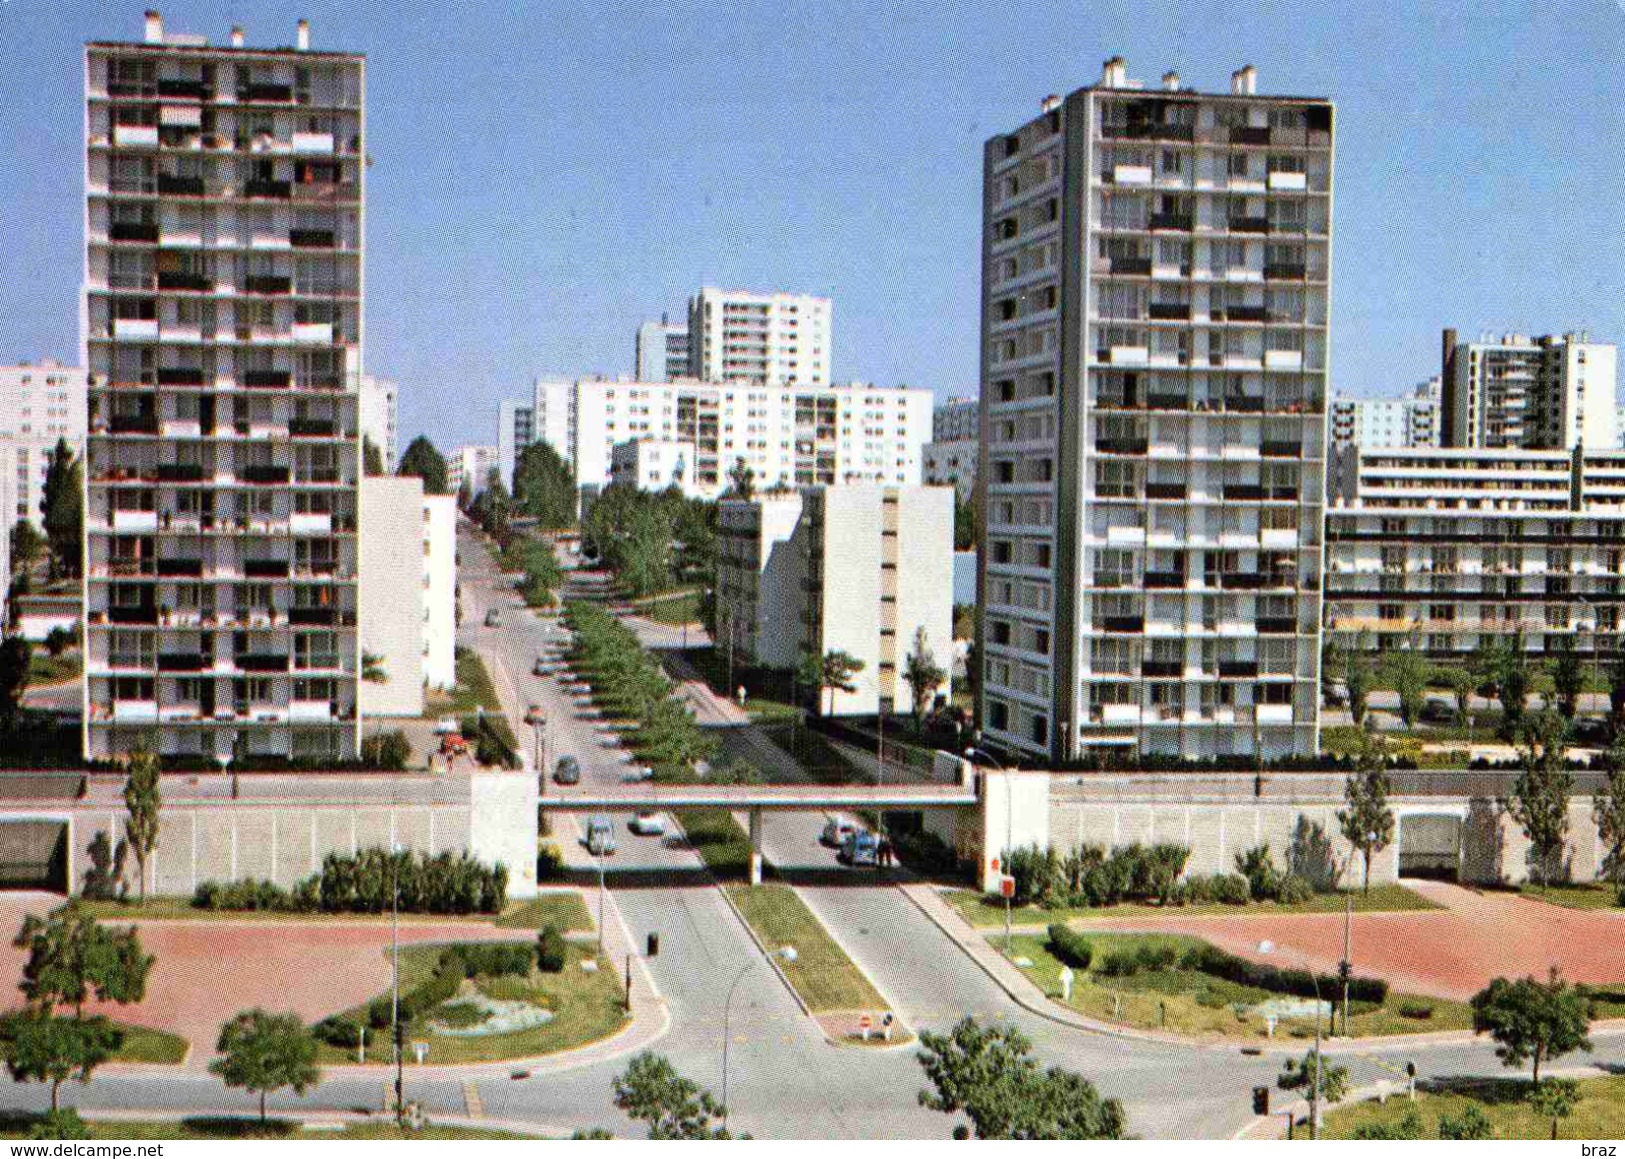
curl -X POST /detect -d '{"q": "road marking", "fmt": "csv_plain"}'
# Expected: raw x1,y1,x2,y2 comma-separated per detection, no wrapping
463,1079,484,1119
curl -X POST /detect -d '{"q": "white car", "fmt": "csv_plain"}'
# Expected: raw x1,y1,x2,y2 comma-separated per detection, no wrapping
629,812,666,836
433,717,459,735
620,765,655,784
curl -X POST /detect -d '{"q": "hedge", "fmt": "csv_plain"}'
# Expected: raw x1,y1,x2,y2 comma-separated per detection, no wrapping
193,848,508,916
1179,943,1388,1005
1046,924,1093,970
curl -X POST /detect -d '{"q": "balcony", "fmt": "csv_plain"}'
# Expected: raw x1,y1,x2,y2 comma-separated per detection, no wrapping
1264,349,1305,370
1109,257,1153,276
290,513,332,535
241,370,292,389
113,318,160,340
292,131,335,154
1148,302,1191,321
235,653,291,673
1230,126,1272,145
1228,217,1269,234
156,463,206,483
243,559,290,578
157,653,210,672
108,605,158,625
290,229,336,248
1264,263,1308,281
1268,171,1309,192
1223,484,1266,501
1257,618,1298,634
288,607,337,626
156,366,206,386
292,321,334,345
241,465,291,485
1144,483,1187,500
1144,571,1186,588
110,510,159,533
155,174,206,197
157,78,210,100
1226,305,1268,322
297,374,343,391
244,275,292,295
112,124,160,148
244,179,292,200
1222,396,1267,413
155,558,204,578
288,418,337,437
157,271,213,292
1218,660,1259,678
1111,164,1152,185
111,700,159,723
1142,661,1183,678
1146,393,1188,410
1097,616,1145,633
243,83,294,103
110,413,160,435
1148,213,1192,232
289,699,336,722
1261,441,1301,458
1257,703,1295,724
1221,572,1268,590
1096,438,1148,455
109,221,160,243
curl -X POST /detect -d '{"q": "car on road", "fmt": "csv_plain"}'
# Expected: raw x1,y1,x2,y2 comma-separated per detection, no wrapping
820,818,858,848
1419,698,1457,725
554,755,581,785
838,830,881,867
586,816,617,856
433,717,459,735
629,812,666,836
533,656,549,676
621,764,654,783
484,609,502,627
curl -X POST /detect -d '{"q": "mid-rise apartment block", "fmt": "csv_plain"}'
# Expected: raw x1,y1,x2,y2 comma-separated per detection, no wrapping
496,397,534,494
609,438,694,492
358,373,397,468
1326,445,1625,661
526,377,930,499
82,12,365,763
1329,378,1440,449
358,475,454,717
687,288,831,386
448,444,498,498
1441,329,1616,451
977,60,1332,763
715,485,954,715
923,438,977,499
634,314,691,383
0,363,90,530
933,396,981,441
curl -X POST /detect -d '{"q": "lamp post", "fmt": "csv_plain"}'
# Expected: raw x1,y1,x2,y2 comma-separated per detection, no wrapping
722,944,797,1135
392,840,403,1127
1260,940,1323,1139
964,743,1013,953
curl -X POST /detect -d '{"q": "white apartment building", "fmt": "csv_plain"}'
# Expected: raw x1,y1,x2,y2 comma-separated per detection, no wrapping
634,314,690,382
978,60,1332,763
496,397,534,494
933,396,981,441
1325,445,1625,661
449,444,498,498
357,373,397,467
715,485,954,715
81,13,365,763
1441,329,1617,451
421,492,455,690
527,377,931,500
923,438,977,499
687,288,832,386
0,363,90,530
1329,378,1440,449
357,477,455,715
610,438,694,492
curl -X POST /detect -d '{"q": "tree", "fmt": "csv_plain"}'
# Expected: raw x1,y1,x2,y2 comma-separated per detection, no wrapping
40,439,82,580
901,627,946,727
1469,641,1505,717
122,750,160,903
209,1009,321,1124
1498,645,1531,741
0,635,31,730
1436,1103,1494,1140
362,436,385,478
513,441,577,529
1319,639,1343,708
0,1012,118,1112
1277,1048,1350,1103
1508,708,1574,890
1384,645,1429,728
81,831,127,902
611,1051,729,1140
9,520,44,577
1338,737,1395,892
1345,645,1372,728
1445,667,1474,729
916,1017,1124,1140
1470,970,1591,1085
1608,654,1625,738
816,650,865,717
456,474,473,512
1549,643,1585,722
12,903,152,1019
396,436,449,495
1526,1076,1581,1140
953,495,978,552
726,457,754,502
1594,759,1625,897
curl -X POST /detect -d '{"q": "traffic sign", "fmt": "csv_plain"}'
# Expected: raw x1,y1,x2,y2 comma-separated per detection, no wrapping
999,875,1015,899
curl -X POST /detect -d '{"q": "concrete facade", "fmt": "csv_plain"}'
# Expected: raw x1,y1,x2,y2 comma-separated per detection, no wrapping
924,437,977,499
358,476,424,716
358,374,398,469
0,362,89,531
1442,330,1617,451
609,438,695,493
634,315,690,383
687,288,832,386
449,444,499,498
422,493,456,691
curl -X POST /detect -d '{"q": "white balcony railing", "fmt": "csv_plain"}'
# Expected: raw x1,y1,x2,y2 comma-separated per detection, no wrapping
113,318,160,339
291,131,336,154
113,124,159,147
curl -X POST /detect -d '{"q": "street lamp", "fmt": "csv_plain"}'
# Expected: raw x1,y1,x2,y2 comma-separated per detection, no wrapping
721,944,797,1135
1259,939,1323,1140
391,840,404,1127
964,743,1014,953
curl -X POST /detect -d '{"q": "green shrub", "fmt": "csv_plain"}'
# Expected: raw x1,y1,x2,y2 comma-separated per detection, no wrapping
1235,844,1281,902
314,1016,364,1048
366,997,393,1030
195,848,507,917
360,729,412,771
1437,1104,1494,1140
538,843,566,882
1133,943,1179,972
1397,1001,1434,1020
1097,951,1140,978
1353,1110,1423,1140
1046,923,1092,970
1178,942,1388,1004
1272,873,1314,905
536,924,568,973
447,943,532,978
30,1110,90,1140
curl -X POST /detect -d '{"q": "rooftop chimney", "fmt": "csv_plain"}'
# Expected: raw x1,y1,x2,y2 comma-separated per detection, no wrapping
1162,70,1181,91
1101,55,1127,88
296,19,310,50
143,9,163,44
1231,65,1257,95
230,25,244,47
1040,93,1061,113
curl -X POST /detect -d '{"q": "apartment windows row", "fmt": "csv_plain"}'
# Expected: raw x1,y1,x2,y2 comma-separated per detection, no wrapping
1088,636,1300,675
984,696,1050,749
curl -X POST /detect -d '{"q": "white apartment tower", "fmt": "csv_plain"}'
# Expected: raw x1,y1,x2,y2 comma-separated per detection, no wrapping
82,12,365,763
1441,328,1617,452
977,61,1333,763
687,288,832,386
357,373,397,467
0,362,90,530
634,314,691,382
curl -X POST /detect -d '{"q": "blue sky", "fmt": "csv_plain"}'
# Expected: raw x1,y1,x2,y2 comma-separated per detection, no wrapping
3,1,1624,451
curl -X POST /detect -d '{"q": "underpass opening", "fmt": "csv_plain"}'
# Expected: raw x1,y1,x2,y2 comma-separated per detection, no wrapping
0,821,69,892
1398,813,1463,882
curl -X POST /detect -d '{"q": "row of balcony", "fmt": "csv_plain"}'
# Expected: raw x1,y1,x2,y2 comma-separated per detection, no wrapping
1097,123,1330,149
96,370,349,391
95,276,356,299
103,223,349,250
95,124,357,153
90,515,352,537
90,561,347,581
1083,703,1300,727
99,177,358,203
89,607,355,628
88,701,356,726
92,420,349,442
95,320,353,346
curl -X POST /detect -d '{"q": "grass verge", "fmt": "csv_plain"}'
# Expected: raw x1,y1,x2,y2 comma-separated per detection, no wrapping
27,651,81,687
723,883,886,1014
674,810,751,880
1318,1075,1625,1140
641,591,700,626
494,893,594,931
1516,882,1622,911
945,883,1438,928
997,932,1472,1040
111,1022,189,1064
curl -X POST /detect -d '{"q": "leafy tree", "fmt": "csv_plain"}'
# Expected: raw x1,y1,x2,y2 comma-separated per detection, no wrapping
209,1009,321,1124
1608,655,1625,737
362,436,385,478
1320,639,1343,708
1384,644,1429,728
1509,708,1574,890
1549,643,1585,721
916,1017,1125,1140
1470,970,1592,1084
1497,642,1531,741
122,750,160,903
9,520,44,577
0,1012,119,1112
1527,1076,1581,1140
43,627,74,659
360,730,411,771
1469,641,1505,713
1436,1103,1494,1140
953,495,978,552
1337,736,1395,892
1345,644,1371,728
12,903,152,1018
40,439,82,580
901,626,946,726
396,436,449,495
456,474,473,512
1277,1048,1350,1103
81,831,127,902
1594,760,1625,897
513,441,577,529
0,635,31,730
362,652,387,684
472,473,513,543
611,1051,730,1140
725,457,755,501
1444,667,1474,728
815,650,865,717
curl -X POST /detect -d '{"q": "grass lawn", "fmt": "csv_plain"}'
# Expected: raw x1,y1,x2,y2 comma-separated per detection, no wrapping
997,932,1472,1040
0,1115,534,1140
641,590,700,626
314,940,628,1066
1318,1075,1625,1140
723,883,886,1014
945,883,1439,929
27,650,81,686
111,1022,189,1064
428,647,505,718
494,893,594,931
674,810,751,880
1516,881,1622,911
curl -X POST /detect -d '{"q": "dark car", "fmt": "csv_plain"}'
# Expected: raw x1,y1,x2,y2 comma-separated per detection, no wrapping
554,755,581,785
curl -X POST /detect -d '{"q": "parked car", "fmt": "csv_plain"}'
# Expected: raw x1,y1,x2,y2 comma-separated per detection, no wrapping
621,764,655,784
554,755,581,785
533,656,549,676
484,609,502,627
1573,716,1610,745
586,816,617,856
432,717,459,735
1419,698,1457,725
820,818,858,848
629,812,666,837
839,831,881,868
